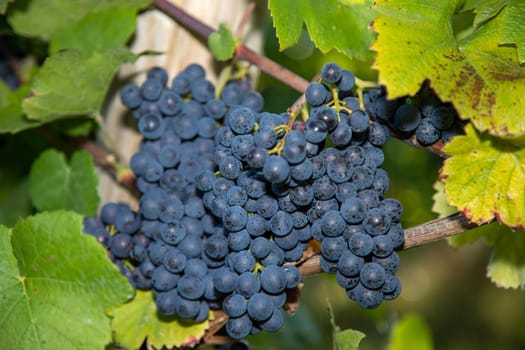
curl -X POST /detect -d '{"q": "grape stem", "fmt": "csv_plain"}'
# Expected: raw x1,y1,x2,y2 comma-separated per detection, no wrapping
153,0,309,93
296,212,477,275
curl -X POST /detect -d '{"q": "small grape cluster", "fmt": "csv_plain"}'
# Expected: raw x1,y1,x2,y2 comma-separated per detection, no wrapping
84,62,406,341
364,87,465,145
83,203,150,289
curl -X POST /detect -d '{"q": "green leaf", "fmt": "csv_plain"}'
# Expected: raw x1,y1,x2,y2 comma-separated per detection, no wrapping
387,313,433,350
467,0,506,27
499,3,525,64
108,290,210,350
487,228,525,289
29,149,99,216
442,124,525,228
0,84,42,134
49,7,138,54
268,0,377,61
0,177,32,227
431,180,457,218
208,23,236,61
335,329,366,350
327,302,365,350
0,0,14,14
0,211,134,350
7,0,151,39
373,0,525,137
23,47,136,123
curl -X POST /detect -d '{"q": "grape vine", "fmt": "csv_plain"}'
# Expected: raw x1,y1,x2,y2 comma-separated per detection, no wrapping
1,1,524,349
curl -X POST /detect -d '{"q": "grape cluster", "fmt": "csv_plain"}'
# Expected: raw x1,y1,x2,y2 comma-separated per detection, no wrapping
84,62,406,340
364,87,465,145
83,203,151,289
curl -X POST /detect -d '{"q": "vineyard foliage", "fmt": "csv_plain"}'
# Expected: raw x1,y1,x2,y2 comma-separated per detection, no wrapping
0,0,524,349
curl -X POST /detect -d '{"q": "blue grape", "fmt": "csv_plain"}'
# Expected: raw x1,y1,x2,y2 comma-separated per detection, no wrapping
228,107,256,135
190,79,215,102
337,251,364,277
223,293,247,317
305,82,330,106
430,106,455,130
214,267,238,294
226,314,252,339
360,262,386,289
340,197,366,224
120,83,142,109
152,265,180,291
228,230,251,252
183,63,206,80
177,275,205,299
415,118,440,145
260,265,287,294
321,62,342,83
282,265,302,288
337,70,355,92
184,258,208,278
349,110,369,133
139,112,165,139
141,78,163,100
263,155,290,184
394,103,421,132
247,292,274,321
362,208,391,236
236,272,260,298
321,236,346,261
348,232,373,257
110,233,133,258
159,90,182,116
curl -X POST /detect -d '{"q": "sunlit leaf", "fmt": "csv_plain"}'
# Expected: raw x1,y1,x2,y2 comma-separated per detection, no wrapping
0,211,133,349
268,0,377,60
108,290,210,350
373,0,525,137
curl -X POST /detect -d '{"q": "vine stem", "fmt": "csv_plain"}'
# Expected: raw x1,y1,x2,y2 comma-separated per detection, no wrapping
297,213,476,275
153,0,309,93
76,137,140,198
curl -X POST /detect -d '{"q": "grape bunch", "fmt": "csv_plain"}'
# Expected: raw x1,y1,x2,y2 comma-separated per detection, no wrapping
83,203,151,289
84,62,406,341
364,86,465,145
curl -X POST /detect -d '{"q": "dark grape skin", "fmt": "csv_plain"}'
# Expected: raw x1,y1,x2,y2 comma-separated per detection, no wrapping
394,103,421,132
321,62,343,83
108,62,412,328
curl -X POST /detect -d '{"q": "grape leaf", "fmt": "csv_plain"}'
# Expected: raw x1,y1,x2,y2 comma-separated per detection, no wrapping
7,0,150,39
387,313,433,350
0,0,13,14
0,211,134,350
29,149,99,216
23,47,136,123
335,328,366,350
49,7,138,54
208,24,236,61
431,180,457,218
0,84,41,134
442,124,525,228
108,290,210,350
268,0,377,61
499,2,525,64
487,228,525,289
465,0,506,27
0,177,31,227
373,0,525,137
328,301,365,350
